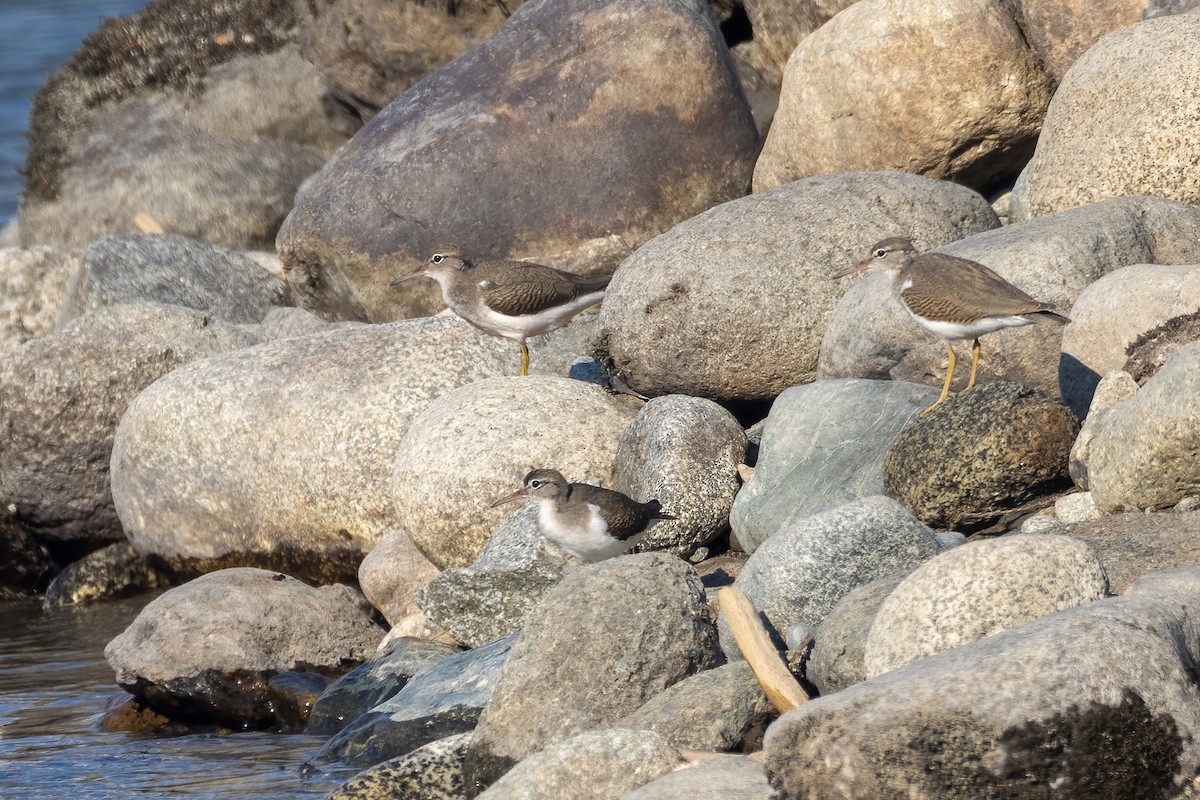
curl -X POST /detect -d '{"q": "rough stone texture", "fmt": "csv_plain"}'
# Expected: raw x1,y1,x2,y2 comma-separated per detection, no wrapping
754,0,1053,195
109,316,574,584
358,530,441,627
306,636,459,736
601,171,999,402
466,554,720,789
863,534,1108,677
741,0,856,81
0,514,55,599
391,376,641,568
617,661,771,752
278,0,760,323
1054,491,1103,524
807,570,908,696
55,234,288,327
1015,0,1146,83
0,304,256,554
764,568,1200,799
104,568,384,728
318,635,513,766
255,305,361,342
0,246,77,352
476,728,682,800
324,732,471,800
1124,308,1200,386
1061,263,1200,415
730,379,939,553
820,196,1200,405
1025,16,1200,217
1069,370,1139,489
612,395,747,557
721,496,943,659
1089,341,1200,513
883,383,1078,531
416,504,580,648
1069,511,1200,594
623,755,774,800
42,542,174,610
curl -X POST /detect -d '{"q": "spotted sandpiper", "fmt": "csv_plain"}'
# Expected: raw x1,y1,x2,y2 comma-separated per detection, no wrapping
490,468,676,562
838,237,1070,414
390,247,611,376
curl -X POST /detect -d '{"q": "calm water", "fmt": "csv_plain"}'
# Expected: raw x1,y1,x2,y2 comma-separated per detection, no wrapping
0,0,155,227
0,595,350,798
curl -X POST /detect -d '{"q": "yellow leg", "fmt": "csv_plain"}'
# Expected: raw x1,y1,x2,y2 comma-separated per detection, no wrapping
520,342,530,376
921,342,956,416
966,338,981,390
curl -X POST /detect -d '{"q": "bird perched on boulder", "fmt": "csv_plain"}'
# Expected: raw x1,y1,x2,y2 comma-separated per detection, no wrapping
391,247,610,376
490,468,675,562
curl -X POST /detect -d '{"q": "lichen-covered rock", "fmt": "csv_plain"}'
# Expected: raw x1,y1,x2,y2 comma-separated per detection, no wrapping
323,732,471,800
42,542,173,610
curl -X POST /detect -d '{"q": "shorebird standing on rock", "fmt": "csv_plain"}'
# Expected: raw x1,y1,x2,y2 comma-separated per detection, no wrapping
838,237,1070,415
390,247,610,376
490,469,676,562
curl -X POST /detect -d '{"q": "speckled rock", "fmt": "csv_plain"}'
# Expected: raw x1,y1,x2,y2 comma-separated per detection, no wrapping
623,755,773,800
42,542,173,610
254,305,363,343
807,571,908,695
1016,0,1146,82
324,732,471,800
612,395,747,557
476,728,682,800
754,0,1052,194
318,635,513,766
1054,491,1102,524
1069,370,1139,489
391,376,640,568
306,637,459,737
601,171,999,402
1089,341,1200,512
1070,511,1200,594
730,379,938,553
1025,16,1200,217
466,554,720,789
0,303,256,553
104,568,384,728
764,568,1200,798
863,535,1108,677
358,531,441,627
741,0,856,80
883,383,1078,531
0,245,76,351
55,234,287,327
721,496,943,659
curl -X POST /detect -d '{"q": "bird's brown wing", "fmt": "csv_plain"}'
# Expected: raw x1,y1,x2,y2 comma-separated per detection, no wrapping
569,483,651,541
904,253,1058,323
475,261,610,317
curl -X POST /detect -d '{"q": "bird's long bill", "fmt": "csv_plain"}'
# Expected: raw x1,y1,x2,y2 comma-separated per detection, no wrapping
489,489,528,509
834,259,871,279
389,267,425,288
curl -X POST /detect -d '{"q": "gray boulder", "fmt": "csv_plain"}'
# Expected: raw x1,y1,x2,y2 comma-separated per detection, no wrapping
863,534,1107,677
324,732,471,800
807,570,909,696
358,530,441,626
104,568,384,728
278,0,759,322
765,568,1200,798
0,303,255,551
0,245,76,351
466,554,720,789
730,379,938,553
613,395,747,557
1069,370,1139,489
1070,511,1200,594
601,171,999,402
623,755,773,800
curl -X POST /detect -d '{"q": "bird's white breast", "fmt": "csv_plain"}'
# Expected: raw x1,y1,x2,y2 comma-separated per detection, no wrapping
476,290,607,342
906,311,1037,340
537,501,635,562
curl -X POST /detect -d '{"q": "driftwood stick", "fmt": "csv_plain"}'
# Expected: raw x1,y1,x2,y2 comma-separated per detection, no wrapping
718,586,808,713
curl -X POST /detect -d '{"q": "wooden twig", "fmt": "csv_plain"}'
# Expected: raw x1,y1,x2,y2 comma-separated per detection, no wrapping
719,587,808,713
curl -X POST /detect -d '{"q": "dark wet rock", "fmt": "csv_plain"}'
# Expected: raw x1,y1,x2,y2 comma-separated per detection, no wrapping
601,171,999,402
466,554,720,790
807,570,908,696
730,379,938,554
42,542,173,610
278,0,760,323
324,732,471,800
0,514,55,599
1069,370,1138,490
358,530,442,627
1069,510,1200,593
862,534,1107,678
612,395,747,558
104,568,383,728
764,568,1200,798
721,496,943,659
307,636,460,737
0,304,256,555
318,635,514,766
883,382,1078,531
476,728,682,800
618,661,771,752
98,695,193,736
55,234,288,327
623,754,773,800
1124,308,1200,386
267,671,334,731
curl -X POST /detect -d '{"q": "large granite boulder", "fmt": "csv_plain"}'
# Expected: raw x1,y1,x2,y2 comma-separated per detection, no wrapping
277,0,760,322
1014,0,1147,83
740,0,856,81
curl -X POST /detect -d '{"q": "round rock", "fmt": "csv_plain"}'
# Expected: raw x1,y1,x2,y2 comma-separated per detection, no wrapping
358,530,442,626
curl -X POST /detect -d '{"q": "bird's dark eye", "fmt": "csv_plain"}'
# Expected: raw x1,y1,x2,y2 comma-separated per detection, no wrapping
875,248,887,258
530,480,542,488
432,254,444,264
